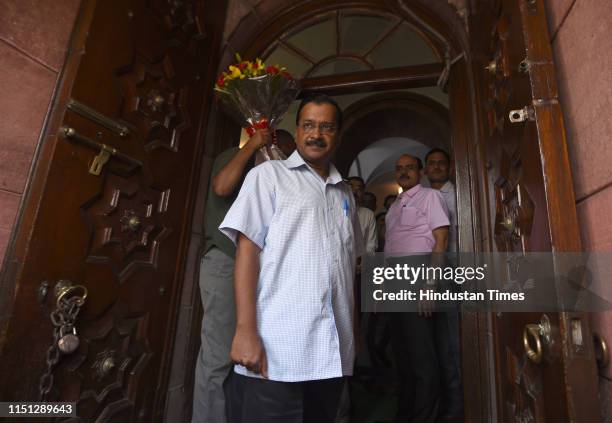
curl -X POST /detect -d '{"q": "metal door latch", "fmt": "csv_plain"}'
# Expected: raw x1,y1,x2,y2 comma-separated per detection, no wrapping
60,126,142,176
509,106,535,123
67,99,130,138
90,145,116,176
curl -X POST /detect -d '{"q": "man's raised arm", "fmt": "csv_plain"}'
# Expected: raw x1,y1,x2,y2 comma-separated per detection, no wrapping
213,129,271,197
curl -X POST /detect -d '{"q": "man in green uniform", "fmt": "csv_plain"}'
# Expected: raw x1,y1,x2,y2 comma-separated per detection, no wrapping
192,129,295,423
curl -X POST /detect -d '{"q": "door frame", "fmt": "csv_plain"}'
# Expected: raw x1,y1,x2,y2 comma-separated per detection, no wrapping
215,1,493,421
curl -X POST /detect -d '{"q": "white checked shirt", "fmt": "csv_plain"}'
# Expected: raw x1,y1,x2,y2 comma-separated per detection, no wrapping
219,151,363,382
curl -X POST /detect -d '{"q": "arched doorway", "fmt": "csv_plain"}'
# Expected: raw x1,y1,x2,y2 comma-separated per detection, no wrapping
198,1,599,422
211,3,487,421
338,91,450,220
336,91,451,175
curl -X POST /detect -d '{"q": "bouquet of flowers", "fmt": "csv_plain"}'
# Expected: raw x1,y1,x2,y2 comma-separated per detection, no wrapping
215,55,300,161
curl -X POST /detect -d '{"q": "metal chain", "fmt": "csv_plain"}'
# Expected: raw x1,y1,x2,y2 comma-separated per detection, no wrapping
38,295,83,400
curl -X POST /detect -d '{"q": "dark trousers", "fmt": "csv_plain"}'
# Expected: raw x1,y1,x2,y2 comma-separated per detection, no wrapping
434,310,463,416
367,312,392,369
390,313,440,423
226,372,344,423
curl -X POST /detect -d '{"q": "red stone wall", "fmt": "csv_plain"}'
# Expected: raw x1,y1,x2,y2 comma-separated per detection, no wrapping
545,0,612,419
0,0,81,264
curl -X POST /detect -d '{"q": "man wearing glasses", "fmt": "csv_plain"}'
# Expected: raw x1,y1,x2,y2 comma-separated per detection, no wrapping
219,94,363,423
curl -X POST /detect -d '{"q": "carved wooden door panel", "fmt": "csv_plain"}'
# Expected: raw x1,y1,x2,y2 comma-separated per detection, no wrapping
471,0,600,421
0,0,226,421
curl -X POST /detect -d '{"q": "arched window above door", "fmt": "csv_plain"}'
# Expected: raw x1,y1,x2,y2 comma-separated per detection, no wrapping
261,10,442,79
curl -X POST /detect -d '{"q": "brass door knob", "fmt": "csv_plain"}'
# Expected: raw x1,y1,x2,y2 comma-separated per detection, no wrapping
524,324,543,364
523,315,551,364
593,332,609,368
54,280,88,307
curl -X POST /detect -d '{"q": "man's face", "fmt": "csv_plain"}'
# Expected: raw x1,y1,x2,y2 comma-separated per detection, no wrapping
395,155,421,191
348,179,364,205
425,152,450,184
295,103,339,165
363,193,376,211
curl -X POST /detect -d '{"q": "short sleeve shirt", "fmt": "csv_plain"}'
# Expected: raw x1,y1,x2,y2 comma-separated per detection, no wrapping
219,151,363,382
384,184,450,255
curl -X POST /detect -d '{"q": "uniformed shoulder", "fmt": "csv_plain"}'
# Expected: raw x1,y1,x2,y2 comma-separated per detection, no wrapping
214,146,239,163
211,147,239,174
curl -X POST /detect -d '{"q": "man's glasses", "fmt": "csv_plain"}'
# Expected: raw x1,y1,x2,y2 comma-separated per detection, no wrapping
299,121,337,135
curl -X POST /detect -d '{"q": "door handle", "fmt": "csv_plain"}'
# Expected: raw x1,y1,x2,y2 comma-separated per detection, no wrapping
39,280,88,400
54,279,88,308
523,314,552,364
593,332,609,368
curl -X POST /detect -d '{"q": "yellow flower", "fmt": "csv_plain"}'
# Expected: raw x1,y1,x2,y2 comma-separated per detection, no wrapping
255,58,265,72
228,65,242,79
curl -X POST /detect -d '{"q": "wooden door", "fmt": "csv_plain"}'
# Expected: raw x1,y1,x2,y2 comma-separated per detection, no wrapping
462,0,600,421
0,0,226,421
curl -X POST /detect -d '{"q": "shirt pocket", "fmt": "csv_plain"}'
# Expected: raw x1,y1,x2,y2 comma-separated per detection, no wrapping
399,205,425,228
331,204,355,247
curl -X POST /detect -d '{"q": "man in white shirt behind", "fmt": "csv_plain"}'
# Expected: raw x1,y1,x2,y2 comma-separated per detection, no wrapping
347,176,377,255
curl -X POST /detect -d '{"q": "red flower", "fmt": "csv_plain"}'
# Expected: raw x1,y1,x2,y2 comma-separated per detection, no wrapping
216,75,225,87
266,65,279,74
238,62,248,70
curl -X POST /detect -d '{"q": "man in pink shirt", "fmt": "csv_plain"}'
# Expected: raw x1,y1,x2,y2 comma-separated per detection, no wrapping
385,156,450,256
382,154,449,423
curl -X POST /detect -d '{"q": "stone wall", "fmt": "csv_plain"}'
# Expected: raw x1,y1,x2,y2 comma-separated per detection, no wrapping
545,0,612,420
0,0,81,264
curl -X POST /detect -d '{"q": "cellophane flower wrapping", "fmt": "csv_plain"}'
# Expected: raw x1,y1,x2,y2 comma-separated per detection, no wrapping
214,57,300,162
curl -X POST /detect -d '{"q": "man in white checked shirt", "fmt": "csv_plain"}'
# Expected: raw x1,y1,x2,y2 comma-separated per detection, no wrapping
219,94,363,423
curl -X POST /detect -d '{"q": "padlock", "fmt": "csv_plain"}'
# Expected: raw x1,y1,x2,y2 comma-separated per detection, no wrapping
57,326,80,354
